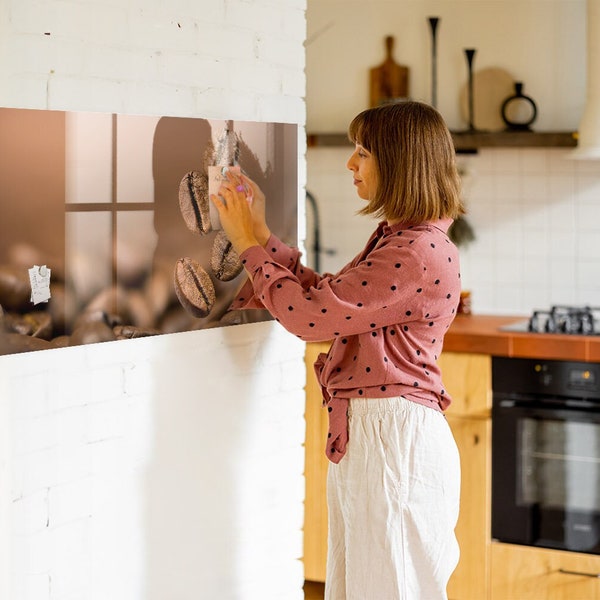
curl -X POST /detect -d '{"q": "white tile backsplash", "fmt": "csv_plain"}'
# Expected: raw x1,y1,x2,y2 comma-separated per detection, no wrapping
307,146,600,315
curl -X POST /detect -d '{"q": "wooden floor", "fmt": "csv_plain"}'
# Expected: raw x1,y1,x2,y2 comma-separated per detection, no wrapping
304,580,325,599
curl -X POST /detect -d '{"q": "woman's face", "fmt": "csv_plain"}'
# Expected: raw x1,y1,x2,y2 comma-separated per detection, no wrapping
346,143,378,201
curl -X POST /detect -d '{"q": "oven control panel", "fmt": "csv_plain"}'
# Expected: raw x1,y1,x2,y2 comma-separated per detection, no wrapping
493,357,600,401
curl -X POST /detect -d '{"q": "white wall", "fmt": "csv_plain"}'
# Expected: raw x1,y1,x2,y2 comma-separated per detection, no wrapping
306,0,600,316
0,1,307,599
0,324,306,600
306,0,586,133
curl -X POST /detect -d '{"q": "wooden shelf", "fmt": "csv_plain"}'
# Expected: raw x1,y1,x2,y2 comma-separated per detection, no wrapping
451,130,577,152
307,133,351,147
307,131,578,152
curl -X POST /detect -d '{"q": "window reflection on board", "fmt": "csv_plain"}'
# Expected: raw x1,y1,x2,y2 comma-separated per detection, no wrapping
0,108,298,355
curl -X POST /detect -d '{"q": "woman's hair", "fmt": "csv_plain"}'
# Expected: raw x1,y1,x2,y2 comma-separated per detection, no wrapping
348,101,465,223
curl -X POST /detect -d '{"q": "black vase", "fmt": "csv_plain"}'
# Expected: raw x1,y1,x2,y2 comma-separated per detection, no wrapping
464,48,478,132
501,82,538,131
428,17,440,109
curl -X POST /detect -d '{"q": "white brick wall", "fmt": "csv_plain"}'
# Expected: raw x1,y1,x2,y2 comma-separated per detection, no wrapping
1,323,307,600
0,1,308,599
0,0,306,123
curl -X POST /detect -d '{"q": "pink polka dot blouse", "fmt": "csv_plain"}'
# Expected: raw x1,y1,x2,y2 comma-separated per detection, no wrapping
230,218,461,463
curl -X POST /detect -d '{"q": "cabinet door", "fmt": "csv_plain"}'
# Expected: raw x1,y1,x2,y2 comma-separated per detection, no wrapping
447,416,490,600
491,542,600,600
304,341,331,582
439,352,491,418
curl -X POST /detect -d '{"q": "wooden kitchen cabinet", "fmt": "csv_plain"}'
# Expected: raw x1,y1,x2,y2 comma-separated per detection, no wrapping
439,352,492,418
303,346,493,594
304,322,600,593
446,416,490,599
303,341,331,582
490,542,600,599
440,352,492,600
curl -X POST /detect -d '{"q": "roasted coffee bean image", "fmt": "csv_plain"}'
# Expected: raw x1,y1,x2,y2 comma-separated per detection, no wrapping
174,257,216,318
210,230,243,282
178,171,211,235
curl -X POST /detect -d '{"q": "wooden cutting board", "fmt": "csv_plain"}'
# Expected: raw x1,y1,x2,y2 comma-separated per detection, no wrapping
369,36,409,107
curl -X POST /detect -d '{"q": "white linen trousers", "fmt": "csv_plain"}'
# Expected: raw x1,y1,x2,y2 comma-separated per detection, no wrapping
325,396,461,600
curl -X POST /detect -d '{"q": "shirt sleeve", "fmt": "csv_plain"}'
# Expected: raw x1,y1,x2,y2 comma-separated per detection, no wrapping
260,234,325,288
230,233,329,310
236,236,429,342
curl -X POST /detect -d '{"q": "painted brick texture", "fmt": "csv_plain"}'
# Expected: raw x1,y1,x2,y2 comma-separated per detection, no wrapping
0,0,306,123
0,1,308,599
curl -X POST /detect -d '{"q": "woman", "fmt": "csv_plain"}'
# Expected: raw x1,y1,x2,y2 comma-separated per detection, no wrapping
212,100,464,600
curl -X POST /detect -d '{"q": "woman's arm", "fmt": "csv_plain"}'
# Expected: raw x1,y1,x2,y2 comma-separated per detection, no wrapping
212,171,326,289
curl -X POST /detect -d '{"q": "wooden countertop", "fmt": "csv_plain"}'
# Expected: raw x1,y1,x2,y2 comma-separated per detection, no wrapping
445,314,600,362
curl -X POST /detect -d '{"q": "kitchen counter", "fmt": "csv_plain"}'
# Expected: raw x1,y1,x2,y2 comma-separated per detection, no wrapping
445,314,600,362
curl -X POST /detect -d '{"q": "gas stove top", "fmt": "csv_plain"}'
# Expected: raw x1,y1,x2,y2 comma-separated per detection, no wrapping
500,305,600,336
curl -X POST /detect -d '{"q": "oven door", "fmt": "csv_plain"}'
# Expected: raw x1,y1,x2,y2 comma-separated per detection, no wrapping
492,399,600,554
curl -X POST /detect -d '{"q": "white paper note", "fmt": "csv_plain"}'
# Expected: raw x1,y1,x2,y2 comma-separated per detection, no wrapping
28,265,52,305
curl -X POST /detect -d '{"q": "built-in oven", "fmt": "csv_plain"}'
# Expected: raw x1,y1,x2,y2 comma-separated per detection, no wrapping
492,356,600,554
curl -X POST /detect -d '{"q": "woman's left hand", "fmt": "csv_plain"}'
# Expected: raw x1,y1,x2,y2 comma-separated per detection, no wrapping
210,175,259,257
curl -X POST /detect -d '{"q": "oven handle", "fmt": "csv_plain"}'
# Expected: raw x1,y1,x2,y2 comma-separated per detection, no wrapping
493,400,600,419
558,568,600,579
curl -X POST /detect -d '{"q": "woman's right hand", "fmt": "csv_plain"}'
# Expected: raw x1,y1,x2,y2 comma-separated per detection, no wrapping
236,173,271,246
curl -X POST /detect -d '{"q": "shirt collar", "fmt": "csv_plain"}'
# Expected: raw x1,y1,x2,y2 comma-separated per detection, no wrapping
380,217,454,236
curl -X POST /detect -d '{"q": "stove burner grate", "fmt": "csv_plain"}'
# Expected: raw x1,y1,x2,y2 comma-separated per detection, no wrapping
529,305,600,335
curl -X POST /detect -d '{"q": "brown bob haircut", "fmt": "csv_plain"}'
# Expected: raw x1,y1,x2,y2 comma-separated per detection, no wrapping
348,100,465,223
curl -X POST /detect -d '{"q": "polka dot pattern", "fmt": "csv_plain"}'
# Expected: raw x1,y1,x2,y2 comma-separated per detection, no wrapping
231,220,461,463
